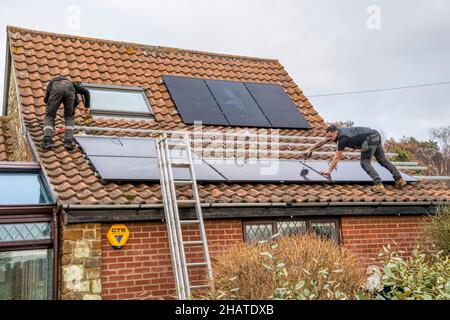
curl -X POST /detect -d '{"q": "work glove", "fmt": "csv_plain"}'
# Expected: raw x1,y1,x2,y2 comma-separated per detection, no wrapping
304,150,313,158
81,108,90,117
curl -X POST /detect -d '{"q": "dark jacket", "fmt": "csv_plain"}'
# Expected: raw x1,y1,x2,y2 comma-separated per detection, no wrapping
44,76,91,108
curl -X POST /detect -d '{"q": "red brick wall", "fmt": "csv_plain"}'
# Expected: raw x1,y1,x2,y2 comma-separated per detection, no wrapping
101,220,243,300
101,215,429,299
341,215,428,268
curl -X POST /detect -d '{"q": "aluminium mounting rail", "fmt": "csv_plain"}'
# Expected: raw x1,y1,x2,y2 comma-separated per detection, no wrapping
156,133,213,300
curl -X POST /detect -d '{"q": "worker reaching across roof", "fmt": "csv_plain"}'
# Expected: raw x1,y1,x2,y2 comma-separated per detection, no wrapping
305,125,407,193
41,75,90,150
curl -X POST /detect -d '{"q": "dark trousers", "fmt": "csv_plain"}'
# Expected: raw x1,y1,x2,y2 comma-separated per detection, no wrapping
43,80,76,141
360,131,402,184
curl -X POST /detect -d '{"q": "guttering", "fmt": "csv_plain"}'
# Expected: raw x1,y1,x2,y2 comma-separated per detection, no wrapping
62,200,446,211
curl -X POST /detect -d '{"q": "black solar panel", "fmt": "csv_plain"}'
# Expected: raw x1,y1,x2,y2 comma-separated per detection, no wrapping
301,160,417,183
88,156,226,182
163,75,228,125
205,158,327,182
76,136,156,158
89,156,159,181
244,82,310,129
205,79,271,127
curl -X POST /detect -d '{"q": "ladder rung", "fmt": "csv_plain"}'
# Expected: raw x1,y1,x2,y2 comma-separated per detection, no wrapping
180,220,200,224
167,141,188,147
186,262,208,267
171,160,190,168
183,240,205,246
190,284,210,290
177,200,197,207
174,180,193,186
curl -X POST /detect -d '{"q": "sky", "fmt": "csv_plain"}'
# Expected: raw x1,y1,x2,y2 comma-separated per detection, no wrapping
0,0,449,140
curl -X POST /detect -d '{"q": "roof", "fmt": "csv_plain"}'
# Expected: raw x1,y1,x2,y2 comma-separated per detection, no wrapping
6,26,449,206
0,116,12,161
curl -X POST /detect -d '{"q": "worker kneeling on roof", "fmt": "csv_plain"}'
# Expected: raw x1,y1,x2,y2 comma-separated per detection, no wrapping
41,75,90,150
305,125,407,193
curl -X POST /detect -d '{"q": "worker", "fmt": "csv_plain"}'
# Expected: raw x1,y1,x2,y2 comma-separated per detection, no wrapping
305,125,407,193
41,76,90,150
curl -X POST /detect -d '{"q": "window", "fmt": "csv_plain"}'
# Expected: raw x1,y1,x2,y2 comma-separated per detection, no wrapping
0,222,51,242
245,223,273,243
0,249,52,300
0,222,53,300
244,218,340,244
83,83,153,118
310,221,339,243
0,172,52,205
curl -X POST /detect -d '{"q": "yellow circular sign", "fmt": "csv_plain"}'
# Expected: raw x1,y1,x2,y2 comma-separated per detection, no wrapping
106,224,130,249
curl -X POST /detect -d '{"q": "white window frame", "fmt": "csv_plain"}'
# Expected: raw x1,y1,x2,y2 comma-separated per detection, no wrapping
82,83,154,118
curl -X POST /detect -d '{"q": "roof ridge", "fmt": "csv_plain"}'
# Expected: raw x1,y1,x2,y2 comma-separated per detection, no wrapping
6,25,280,63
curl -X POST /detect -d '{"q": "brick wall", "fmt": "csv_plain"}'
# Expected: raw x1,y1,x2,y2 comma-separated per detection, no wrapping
101,220,243,300
341,215,428,267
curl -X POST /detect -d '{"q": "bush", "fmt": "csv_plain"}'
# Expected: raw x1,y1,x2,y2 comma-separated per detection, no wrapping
424,204,450,254
373,244,450,300
206,234,365,300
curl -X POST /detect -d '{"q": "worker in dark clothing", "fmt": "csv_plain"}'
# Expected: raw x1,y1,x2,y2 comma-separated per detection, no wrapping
305,125,407,193
41,76,90,150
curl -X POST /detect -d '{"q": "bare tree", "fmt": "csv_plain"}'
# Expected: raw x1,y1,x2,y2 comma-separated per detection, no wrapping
429,126,450,176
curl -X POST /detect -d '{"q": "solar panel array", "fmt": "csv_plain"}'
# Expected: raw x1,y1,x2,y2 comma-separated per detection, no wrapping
163,75,310,129
76,136,224,182
76,136,417,184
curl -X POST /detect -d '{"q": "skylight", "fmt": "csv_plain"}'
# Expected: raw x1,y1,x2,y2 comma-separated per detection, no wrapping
0,172,52,205
83,83,153,118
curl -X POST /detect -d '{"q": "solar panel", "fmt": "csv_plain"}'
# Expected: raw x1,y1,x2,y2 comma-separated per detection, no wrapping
204,158,327,182
301,160,417,183
89,156,158,181
244,82,310,129
88,156,226,182
205,79,271,127
76,136,156,158
163,75,229,125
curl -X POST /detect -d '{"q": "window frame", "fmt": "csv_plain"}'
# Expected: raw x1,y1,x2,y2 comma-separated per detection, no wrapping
243,217,341,244
81,83,154,118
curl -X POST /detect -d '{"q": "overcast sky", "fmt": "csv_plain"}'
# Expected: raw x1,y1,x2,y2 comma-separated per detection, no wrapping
0,0,449,140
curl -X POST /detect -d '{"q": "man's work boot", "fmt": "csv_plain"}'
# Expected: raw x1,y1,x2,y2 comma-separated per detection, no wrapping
372,183,386,194
41,137,55,150
64,139,75,151
394,178,407,189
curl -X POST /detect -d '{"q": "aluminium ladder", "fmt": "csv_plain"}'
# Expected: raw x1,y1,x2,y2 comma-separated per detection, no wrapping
156,133,213,300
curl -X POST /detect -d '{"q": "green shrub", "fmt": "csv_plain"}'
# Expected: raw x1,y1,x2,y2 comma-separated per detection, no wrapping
373,244,450,300
424,204,450,254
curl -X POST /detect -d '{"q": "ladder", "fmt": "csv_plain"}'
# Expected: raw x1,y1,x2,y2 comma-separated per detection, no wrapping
156,133,213,300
